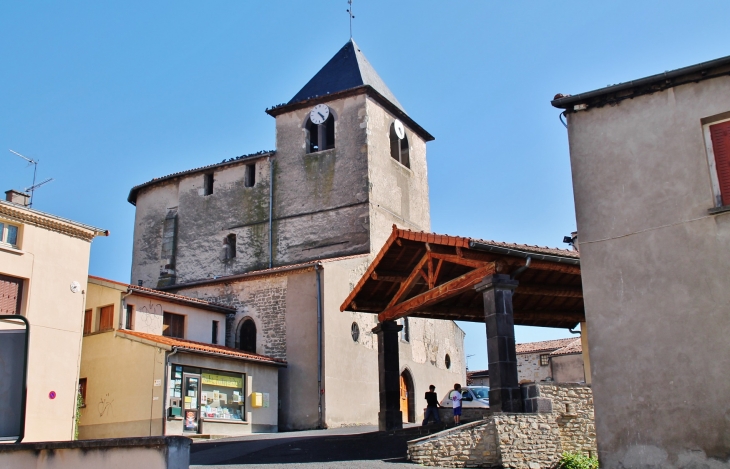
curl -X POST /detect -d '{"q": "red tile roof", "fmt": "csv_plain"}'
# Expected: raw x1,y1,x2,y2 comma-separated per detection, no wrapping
89,275,236,313
118,330,286,366
515,337,582,355
551,338,583,356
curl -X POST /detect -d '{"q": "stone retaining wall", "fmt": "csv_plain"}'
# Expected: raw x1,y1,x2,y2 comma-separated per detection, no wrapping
494,413,562,469
526,383,597,456
408,420,500,468
407,383,595,468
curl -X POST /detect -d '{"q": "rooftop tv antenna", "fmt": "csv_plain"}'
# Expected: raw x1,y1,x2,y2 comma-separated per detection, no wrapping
346,0,355,39
9,149,53,208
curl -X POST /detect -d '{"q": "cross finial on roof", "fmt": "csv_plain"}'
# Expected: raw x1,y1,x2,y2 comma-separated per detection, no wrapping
346,0,354,39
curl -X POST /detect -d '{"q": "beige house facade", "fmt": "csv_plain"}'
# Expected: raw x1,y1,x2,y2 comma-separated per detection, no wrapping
126,40,465,430
553,55,730,468
0,192,107,442
78,276,284,439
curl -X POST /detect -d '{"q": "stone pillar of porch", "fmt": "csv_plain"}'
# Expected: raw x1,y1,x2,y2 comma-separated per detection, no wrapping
476,274,522,413
372,320,403,431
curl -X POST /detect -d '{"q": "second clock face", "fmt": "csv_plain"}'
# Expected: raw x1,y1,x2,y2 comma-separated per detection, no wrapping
393,119,406,139
310,104,330,125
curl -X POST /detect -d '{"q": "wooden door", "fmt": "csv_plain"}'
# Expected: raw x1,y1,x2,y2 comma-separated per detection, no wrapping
400,375,408,422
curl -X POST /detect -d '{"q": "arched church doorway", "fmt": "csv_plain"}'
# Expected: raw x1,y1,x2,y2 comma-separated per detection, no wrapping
400,369,415,423
239,318,256,354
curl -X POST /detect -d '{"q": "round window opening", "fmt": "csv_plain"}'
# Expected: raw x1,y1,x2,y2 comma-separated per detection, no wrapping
445,354,451,369
351,322,360,342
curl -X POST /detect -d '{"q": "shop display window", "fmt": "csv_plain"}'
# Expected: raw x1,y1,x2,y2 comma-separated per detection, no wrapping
168,366,245,423
200,371,245,421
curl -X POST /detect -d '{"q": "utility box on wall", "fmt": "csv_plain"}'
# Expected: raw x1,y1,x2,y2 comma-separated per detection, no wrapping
251,392,263,408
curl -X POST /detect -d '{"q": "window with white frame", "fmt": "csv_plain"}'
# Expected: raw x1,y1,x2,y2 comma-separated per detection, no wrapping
0,221,19,248
703,114,730,209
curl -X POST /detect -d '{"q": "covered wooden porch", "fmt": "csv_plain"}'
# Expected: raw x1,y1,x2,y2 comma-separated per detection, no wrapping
341,226,586,430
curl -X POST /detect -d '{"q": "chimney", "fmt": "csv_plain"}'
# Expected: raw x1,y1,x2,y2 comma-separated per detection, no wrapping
570,231,579,252
5,190,30,207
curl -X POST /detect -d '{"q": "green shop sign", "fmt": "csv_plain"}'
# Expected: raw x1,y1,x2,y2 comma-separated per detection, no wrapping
201,373,242,388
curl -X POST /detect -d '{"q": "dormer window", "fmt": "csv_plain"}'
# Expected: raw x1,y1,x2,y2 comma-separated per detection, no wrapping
307,104,335,153
390,119,410,168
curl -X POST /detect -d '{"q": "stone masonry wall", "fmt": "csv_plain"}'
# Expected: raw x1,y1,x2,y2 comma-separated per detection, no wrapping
407,384,596,468
408,420,500,468
172,275,289,360
517,352,552,383
494,413,562,469
536,383,597,456
408,414,562,469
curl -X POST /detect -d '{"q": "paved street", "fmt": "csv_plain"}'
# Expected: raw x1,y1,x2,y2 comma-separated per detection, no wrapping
190,425,450,469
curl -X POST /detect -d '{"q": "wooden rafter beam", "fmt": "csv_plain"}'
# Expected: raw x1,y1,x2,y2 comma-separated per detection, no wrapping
430,252,487,269
515,285,583,299
371,271,408,283
385,253,431,308
378,263,496,322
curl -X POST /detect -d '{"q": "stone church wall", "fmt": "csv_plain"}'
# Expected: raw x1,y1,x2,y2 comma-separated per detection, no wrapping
322,257,466,428
130,156,274,288
365,96,430,252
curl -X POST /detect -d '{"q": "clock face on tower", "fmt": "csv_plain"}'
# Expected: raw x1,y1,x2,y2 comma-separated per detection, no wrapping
393,119,406,140
309,104,330,125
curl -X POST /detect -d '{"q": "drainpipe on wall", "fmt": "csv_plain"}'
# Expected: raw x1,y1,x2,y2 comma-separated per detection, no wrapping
268,156,274,269
162,346,179,435
315,263,323,429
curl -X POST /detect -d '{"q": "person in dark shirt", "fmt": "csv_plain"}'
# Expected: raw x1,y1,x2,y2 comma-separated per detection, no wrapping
422,384,441,425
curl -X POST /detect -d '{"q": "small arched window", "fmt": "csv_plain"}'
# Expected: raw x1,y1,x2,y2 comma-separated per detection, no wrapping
307,115,335,153
239,319,256,353
390,120,410,168
224,234,236,259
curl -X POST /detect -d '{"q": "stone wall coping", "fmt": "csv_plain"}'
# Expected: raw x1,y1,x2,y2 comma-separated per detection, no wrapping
536,382,592,389
408,419,489,445
0,436,191,453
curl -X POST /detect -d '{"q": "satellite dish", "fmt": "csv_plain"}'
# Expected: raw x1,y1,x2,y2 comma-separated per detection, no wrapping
70,281,81,294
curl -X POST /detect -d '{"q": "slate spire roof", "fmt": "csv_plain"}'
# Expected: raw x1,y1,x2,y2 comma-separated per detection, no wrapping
288,39,404,112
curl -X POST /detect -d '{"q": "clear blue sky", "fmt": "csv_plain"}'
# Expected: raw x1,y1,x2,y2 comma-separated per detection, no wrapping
2,1,729,371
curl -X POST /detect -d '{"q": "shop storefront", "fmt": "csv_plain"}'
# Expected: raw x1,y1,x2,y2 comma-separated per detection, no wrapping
165,347,283,436
169,367,247,433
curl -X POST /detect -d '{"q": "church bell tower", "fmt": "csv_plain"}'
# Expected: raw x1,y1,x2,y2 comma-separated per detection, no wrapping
265,39,434,263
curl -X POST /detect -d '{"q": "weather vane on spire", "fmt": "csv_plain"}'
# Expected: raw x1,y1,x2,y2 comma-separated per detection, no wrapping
346,0,355,39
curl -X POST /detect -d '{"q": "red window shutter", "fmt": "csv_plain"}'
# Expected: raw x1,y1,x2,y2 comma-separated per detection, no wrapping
84,309,93,334
0,274,23,315
99,305,114,331
710,121,730,206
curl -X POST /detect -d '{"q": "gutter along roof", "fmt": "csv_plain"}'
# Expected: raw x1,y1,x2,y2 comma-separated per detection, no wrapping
118,330,286,366
552,54,730,111
127,150,274,205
